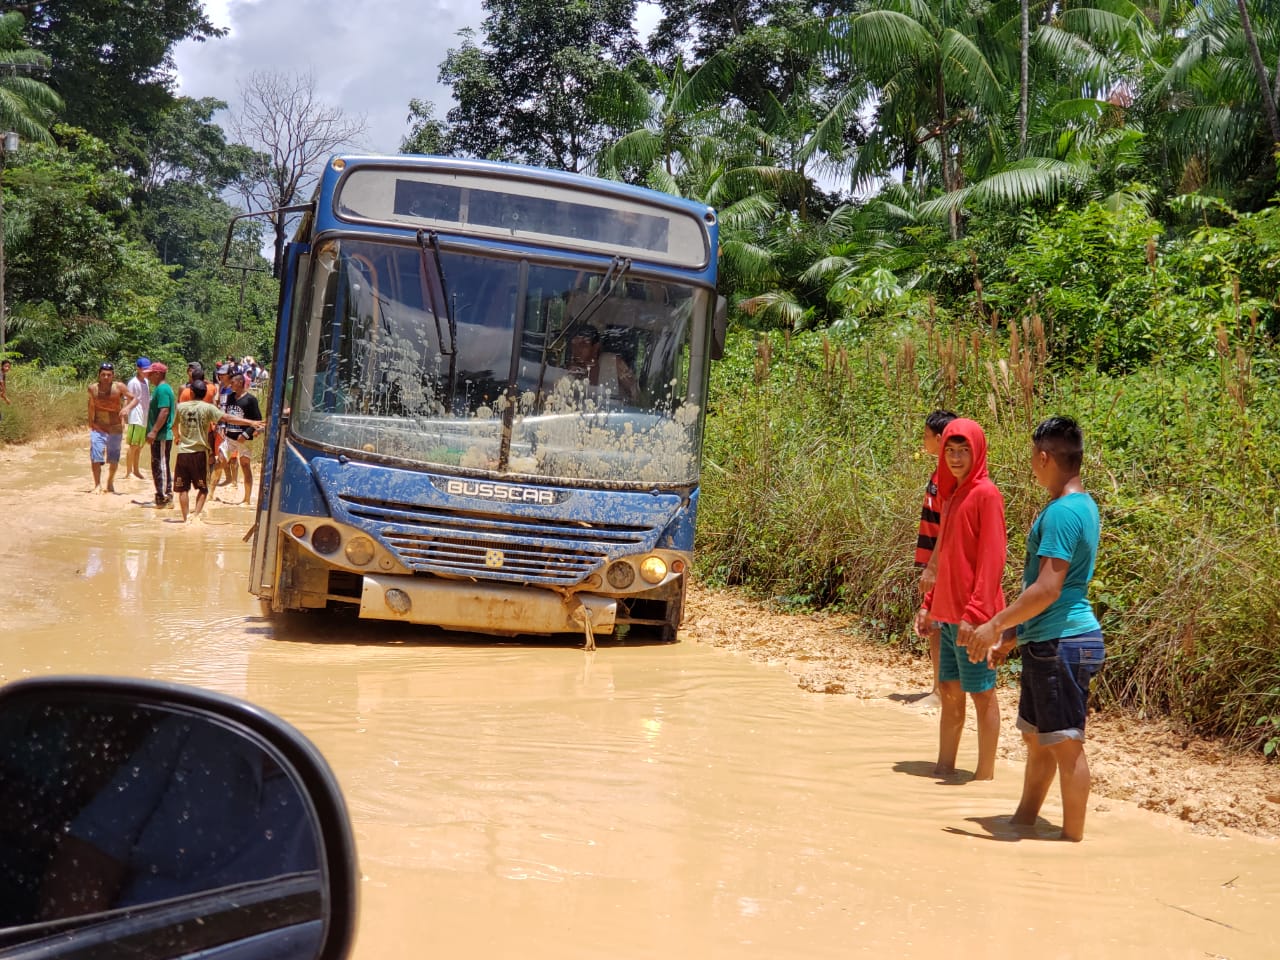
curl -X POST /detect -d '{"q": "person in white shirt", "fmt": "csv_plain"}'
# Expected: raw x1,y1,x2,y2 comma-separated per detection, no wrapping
124,358,152,480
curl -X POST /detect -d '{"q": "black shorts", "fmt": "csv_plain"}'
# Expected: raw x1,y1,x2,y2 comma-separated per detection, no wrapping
173,451,209,493
1016,633,1104,745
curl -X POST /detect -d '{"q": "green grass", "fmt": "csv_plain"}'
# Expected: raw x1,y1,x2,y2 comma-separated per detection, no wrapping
0,363,87,444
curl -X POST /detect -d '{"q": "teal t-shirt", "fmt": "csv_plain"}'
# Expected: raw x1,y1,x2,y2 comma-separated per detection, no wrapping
146,382,176,441
1016,491,1101,644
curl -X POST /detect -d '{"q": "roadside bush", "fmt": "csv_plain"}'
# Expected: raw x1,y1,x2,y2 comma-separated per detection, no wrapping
699,319,1280,746
0,362,85,444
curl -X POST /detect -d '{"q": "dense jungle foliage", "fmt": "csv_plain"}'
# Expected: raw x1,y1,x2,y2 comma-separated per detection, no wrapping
2,1,1278,748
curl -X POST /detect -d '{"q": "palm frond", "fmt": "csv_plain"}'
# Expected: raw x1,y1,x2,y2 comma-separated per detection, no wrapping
918,157,1086,216
737,289,807,328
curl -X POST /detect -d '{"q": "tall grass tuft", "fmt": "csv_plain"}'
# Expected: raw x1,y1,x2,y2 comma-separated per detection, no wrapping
700,320,1280,748
0,363,86,445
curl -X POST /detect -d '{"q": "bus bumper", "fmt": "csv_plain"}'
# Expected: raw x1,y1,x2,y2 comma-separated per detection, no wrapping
358,575,618,636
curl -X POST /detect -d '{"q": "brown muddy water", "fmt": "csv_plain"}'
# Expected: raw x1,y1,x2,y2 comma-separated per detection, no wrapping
2,434,1277,959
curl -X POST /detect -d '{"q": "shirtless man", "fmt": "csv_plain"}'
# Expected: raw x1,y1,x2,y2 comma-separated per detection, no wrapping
87,362,137,494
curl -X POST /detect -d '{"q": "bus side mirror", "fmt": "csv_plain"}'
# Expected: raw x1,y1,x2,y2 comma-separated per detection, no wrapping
0,677,357,960
711,296,728,361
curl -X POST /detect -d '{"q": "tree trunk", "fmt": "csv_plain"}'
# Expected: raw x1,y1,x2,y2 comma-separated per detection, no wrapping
273,211,285,280
1019,0,1030,155
1237,0,1280,147
935,63,959,240
1272,47,1280,111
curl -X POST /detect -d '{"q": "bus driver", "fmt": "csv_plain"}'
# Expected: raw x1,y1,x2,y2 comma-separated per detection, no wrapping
566,327,637,404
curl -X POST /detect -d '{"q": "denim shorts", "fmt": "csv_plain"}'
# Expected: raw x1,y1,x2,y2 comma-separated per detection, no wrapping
90,430,123,464
1016,632,1105,745
937,622,998,693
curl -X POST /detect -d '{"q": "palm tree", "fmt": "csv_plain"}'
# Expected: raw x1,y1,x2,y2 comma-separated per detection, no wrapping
594,53,736,180
807,0,1151,229
0,12,61,144
1148,0,1280,201
814,0,1014,236
1235,0,1280,145
0,10,62,358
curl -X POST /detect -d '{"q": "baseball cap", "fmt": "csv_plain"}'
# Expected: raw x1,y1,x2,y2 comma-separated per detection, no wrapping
99,362,114,371
136,357,151,369
149,362,168,374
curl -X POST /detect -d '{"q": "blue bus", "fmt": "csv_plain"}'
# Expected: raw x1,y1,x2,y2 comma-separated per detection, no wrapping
245,156,724,646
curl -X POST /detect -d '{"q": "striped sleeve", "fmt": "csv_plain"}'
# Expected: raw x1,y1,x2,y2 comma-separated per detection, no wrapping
914,474,941,567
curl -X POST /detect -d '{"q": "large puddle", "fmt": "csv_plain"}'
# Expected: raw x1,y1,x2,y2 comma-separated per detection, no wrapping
2,435,1277,958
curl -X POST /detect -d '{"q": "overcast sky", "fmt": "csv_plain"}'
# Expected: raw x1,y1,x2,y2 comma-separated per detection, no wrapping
174,0,661,155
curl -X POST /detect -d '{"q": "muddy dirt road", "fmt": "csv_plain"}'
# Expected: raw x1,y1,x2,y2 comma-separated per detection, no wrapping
2,434,1278,959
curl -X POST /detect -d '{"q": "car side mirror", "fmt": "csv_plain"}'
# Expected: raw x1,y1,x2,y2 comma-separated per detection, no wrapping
711,295,728,361
0,677,356,960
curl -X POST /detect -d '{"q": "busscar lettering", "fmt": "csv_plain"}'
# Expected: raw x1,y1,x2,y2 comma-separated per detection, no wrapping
445,479,556,505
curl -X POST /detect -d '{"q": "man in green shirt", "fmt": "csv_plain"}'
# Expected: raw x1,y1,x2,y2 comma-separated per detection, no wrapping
172,379,264,522
144,363,176,507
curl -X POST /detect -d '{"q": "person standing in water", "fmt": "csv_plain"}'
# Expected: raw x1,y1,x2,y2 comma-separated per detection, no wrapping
171,380,263,522
912,409,958,703
915,418,1006,781
87,362,137,494
123,358,152,480
965,417,1104,841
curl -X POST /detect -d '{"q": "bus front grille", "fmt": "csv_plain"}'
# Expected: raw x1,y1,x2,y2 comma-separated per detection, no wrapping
336,495,653,584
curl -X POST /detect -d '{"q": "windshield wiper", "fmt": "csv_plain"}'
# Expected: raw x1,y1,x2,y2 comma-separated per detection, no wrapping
417,229,458,411
533,256,630,411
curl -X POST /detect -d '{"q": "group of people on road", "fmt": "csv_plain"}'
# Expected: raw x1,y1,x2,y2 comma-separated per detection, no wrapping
911,411,1103,842
88,356,265,522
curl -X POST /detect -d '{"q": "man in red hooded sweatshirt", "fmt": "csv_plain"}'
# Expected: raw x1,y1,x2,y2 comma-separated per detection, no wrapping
914,418,1006,780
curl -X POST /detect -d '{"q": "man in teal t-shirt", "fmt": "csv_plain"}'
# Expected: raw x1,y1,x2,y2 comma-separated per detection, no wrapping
965,416,1103,842
144,363,176,506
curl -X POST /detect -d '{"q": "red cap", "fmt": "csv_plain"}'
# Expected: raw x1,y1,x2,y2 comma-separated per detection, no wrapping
149,362,168,374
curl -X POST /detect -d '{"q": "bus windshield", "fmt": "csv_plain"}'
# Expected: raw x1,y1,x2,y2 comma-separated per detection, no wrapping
288,237,712,486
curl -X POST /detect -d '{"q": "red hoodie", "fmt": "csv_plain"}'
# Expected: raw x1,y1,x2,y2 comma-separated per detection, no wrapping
923,418,1006,625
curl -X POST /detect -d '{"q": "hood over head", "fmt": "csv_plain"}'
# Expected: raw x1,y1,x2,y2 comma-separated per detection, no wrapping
935,417,990,502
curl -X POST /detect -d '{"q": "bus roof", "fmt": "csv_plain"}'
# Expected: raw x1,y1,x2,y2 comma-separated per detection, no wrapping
317,155,717,270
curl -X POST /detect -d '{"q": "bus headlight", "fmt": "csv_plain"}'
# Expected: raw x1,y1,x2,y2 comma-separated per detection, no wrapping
345,536,375,566
605,560,635,589
311,525,341,555
639,556,667,584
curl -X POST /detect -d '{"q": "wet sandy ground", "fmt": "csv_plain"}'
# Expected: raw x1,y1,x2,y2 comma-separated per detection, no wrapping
1,434,1278,959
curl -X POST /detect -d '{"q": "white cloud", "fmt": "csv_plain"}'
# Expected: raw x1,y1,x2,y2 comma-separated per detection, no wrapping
175,1,666,158
174,0,484,154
